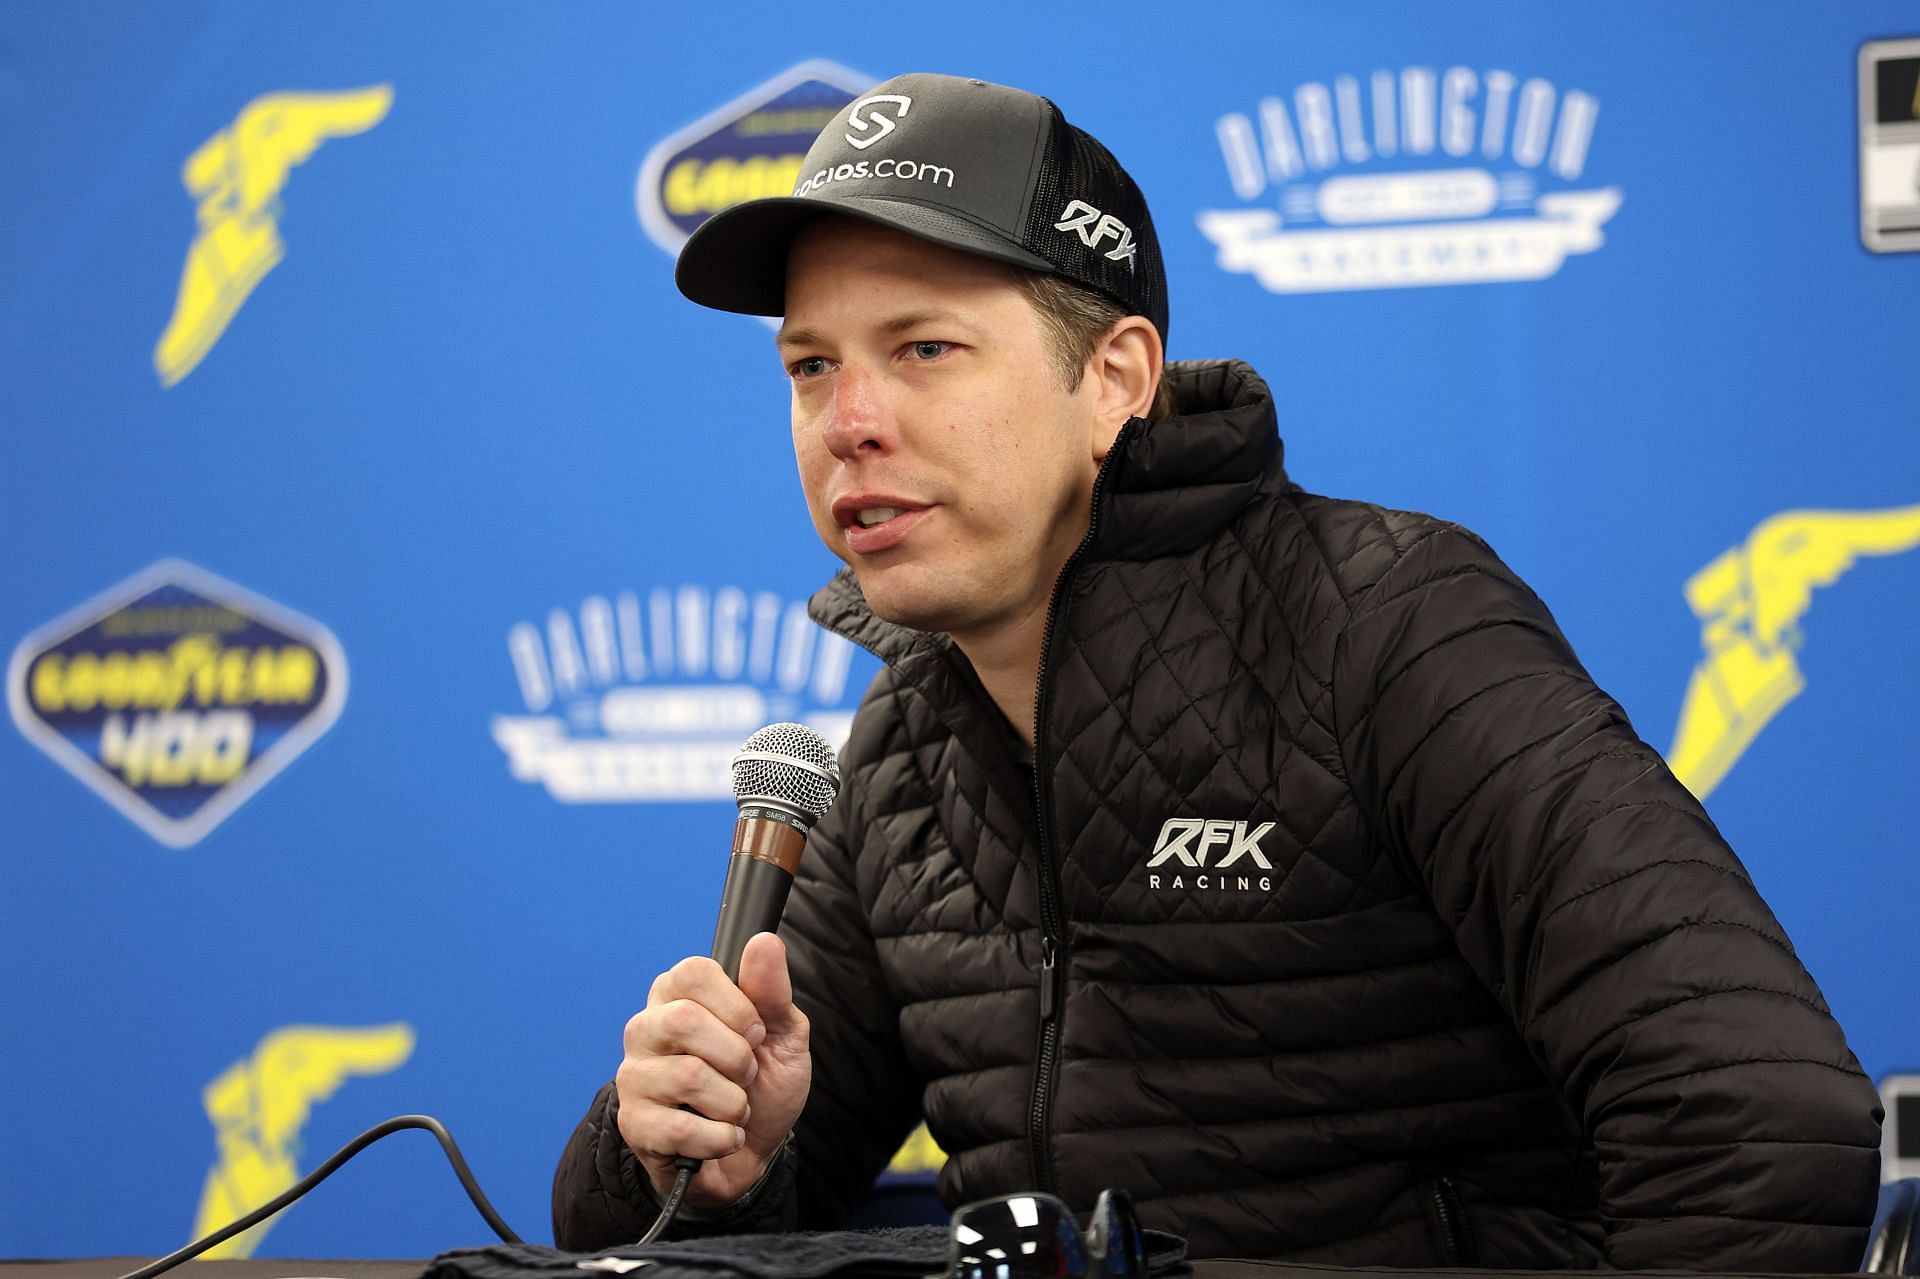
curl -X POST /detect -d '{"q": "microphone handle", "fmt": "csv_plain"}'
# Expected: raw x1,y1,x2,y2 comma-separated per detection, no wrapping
677,809,809,1185
710,808,808,982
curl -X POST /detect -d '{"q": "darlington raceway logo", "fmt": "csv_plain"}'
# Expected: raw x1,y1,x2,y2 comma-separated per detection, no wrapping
491,584,863,803
1666,503,1920,800
636,60,873,262
155,86,392,387
6,560,347,847
1198,65,1621,292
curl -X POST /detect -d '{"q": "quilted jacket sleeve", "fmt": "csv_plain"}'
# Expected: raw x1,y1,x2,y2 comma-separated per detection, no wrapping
1330,518,1883,1272
551,775,923,1248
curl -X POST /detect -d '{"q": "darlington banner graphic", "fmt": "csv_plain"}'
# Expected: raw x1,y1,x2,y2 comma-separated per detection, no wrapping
1,3,1915,1261
491,581,862,802
1199,65,1621,292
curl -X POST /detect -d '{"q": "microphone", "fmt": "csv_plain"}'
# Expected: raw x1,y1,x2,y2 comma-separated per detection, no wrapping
711,722,841,982
660,722,841,1220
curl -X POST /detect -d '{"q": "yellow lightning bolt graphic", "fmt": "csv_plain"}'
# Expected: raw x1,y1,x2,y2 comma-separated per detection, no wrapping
1668,504,1920,799
190,1023,414,1257
154,85,392,387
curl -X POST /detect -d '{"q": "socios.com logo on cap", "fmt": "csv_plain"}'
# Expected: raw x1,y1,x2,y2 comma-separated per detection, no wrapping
636,59,873,260
843,93,910,149
6,560,347,847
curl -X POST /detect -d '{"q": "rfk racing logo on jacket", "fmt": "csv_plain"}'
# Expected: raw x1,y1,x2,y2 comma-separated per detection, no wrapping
1145,817,1276,892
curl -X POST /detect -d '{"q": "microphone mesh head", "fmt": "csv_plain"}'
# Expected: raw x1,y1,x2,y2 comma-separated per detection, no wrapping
731,722,841,824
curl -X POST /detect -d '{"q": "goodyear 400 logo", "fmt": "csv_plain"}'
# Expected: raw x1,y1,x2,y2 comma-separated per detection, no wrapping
6,561,346,847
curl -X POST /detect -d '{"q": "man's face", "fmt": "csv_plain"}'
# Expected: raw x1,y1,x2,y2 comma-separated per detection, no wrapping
779,217,1108,643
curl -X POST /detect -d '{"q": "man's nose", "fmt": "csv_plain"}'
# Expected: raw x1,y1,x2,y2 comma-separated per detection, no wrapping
818,367,895,461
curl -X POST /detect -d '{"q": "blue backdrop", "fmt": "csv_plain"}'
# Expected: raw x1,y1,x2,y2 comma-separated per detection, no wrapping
3,0,1917,1258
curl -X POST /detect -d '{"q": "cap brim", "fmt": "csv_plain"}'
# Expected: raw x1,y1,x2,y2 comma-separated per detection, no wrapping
674,195,1056,318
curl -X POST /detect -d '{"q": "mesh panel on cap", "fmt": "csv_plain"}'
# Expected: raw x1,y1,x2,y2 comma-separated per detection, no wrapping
730,722,840,821
1021,111,1169,342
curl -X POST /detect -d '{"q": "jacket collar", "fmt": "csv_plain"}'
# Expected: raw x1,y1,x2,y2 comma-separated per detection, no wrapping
810,358,1286,671
1092,358,1285,562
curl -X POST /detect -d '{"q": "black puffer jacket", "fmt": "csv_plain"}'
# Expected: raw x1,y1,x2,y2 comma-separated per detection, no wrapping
556,360,1882,1268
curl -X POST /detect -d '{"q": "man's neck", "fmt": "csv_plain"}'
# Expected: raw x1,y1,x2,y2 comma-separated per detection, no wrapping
949,601,1051,749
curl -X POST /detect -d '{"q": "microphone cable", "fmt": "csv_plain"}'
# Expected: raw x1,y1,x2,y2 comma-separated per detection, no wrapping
642,1158,701,1245
118,717,839,1278
114,1113,706,1279
114,1114,520,1279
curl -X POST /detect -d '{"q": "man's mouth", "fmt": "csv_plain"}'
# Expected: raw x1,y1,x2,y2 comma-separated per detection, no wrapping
833,496,933,553
832,494,926,528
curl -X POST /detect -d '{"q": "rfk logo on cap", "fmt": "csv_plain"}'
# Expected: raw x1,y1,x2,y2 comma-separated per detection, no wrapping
845,94,911,150
1055,199,1137,266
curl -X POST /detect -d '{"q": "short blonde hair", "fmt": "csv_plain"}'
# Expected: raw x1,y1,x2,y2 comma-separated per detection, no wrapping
1010,271,1178,422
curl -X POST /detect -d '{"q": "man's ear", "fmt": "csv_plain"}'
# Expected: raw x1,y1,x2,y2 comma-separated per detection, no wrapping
1089,315,1164,462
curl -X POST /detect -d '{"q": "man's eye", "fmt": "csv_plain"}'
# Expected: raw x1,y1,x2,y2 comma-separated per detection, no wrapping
908,341,951,361
791,357,832,380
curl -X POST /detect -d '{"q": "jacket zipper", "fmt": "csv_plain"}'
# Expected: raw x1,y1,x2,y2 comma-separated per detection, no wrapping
1430,1175,1477,1266
1025,422,1135,1194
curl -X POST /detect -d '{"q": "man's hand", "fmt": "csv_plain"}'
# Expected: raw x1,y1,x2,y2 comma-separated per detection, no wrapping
616,932,811,1211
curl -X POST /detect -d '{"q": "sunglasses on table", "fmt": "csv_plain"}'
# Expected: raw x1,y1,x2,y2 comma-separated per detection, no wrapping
939,1188,1149,1279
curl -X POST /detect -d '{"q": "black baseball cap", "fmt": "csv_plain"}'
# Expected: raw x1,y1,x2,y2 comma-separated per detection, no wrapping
674,72,1168,342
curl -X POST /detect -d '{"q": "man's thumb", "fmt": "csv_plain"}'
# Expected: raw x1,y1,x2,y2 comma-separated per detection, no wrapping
736,932,800,1032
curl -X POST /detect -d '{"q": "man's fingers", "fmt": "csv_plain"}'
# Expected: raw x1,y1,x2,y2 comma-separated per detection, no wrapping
620,1054,751,1126
645,954,765,1038
613,944,811,1208
735,933,800,1035
624,998,759,1087
621,1101,746,1163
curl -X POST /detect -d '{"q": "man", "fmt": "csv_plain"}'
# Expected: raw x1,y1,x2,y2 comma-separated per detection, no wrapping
554,73,1883,1268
